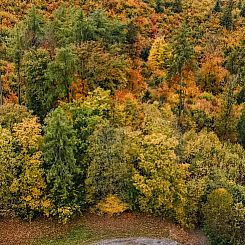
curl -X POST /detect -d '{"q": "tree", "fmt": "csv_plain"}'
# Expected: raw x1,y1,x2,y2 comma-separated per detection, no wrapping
23,7,44,49
0,127,17,216
171,22,194,127
172,0,183,13
47,47,78,102
148,37,172,79
0,104,33,131
25,49,53,121
133,130,187,226
11,117,46,219
214,76,238,142
155,0,164,13
43,107,80,222
238,107,245,148
213,0,222,13
9,25,24,104
85,125,134,205
220,0,234,30
241,4,245,17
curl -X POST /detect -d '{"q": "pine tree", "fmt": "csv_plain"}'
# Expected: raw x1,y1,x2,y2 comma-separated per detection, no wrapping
172,0,183,13
220,0,234,30
25,49,53,121
238,106,245,148
241,4,245,17
23,7,44,49
155,0,164,13
10,25,24,105
171,22,194,126
213,0,222,13
43,107,81,221
47,47,78,102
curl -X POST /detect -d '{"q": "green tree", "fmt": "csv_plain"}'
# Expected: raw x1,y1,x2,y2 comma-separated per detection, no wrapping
155,0,164,13
213,0,222,13
220,0,234,30
215,77,238,142
85,125,135,205
8,25,24,104
238,106,245,148
48,47,78,102
171,22,194,127
23,7,44,49
241,4,245,17
43,107,80,222
25,49,53,121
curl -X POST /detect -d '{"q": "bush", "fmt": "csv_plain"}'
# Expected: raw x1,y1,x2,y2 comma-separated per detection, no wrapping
203,188,245,245
96,194,129,216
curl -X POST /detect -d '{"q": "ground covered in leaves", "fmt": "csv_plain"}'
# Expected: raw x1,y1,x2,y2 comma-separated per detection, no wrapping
0,213,208,245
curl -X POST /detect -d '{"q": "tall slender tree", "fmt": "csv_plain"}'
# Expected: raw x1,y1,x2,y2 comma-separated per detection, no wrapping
213,0,222,13
25,49,53,121
43,107,81,220
47,47,78,102
171,22,194,128
220,0,234,30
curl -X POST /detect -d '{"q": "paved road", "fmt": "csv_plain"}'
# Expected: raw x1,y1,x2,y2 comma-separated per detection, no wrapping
93,238,181,245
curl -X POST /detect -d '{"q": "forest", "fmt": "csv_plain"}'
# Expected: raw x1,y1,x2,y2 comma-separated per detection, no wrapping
0,0,245,244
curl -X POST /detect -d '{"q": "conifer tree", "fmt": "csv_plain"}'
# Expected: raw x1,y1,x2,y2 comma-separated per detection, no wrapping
238,106,245,148
10,25,24,105
47,47,78,102
43,107,80,220
220,0,234,30
155,0,164,13
241,4,245,17
25,49,53,121
171,22,194,127
213,0,222,13
23,7,44,49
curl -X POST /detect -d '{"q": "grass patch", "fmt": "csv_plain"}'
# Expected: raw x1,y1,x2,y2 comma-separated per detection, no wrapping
33,225,94,245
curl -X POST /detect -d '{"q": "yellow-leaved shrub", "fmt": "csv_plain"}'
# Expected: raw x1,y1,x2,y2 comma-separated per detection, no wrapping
96,194,129,216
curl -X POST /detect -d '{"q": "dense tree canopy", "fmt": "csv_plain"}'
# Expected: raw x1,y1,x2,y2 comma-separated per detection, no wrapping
0,0,245,243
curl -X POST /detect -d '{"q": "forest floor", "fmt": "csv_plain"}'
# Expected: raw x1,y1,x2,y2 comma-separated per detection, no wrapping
0,212,208,245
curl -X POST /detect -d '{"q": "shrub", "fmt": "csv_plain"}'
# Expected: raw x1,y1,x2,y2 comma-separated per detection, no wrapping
96,194,129,216
202,188,237,244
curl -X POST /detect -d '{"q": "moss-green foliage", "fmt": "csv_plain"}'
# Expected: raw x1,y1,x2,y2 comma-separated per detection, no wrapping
43,107,81,222
85,125,135,205
203,188,245,245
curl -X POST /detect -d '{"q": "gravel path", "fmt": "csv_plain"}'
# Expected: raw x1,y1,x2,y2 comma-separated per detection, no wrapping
94,238,181,245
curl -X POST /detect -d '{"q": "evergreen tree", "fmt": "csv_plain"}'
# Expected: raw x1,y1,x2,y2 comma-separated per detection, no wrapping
215,77,238,142
171,22,194,127
172,0,183,13
47,47,78,102
23,7,44,49
72,9,85,44
9,25,24,104
155,0,164,13
241,4,245,17
220,0,234,30
43,107,81,221
25,49,54,121
213,0,222,13
238,107,245,148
